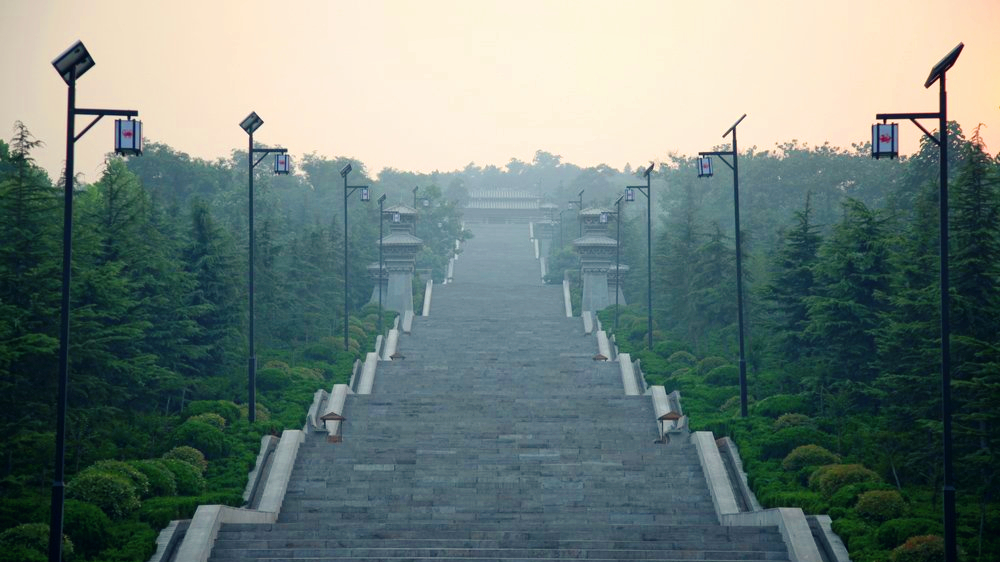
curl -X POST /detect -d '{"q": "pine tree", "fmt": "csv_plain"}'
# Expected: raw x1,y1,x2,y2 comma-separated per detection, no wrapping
762,193,823,362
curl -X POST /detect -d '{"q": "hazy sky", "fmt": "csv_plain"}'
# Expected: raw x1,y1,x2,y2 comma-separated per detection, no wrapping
2,0,998,183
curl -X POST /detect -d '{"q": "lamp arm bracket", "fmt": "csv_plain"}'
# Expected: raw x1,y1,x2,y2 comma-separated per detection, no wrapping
911,119,941,146
626,185,649,200
74,115,104,143
699,151,734,170
250,147,288,170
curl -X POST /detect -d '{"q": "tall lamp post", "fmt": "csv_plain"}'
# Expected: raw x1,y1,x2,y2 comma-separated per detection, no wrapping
567,189,585,237
613,193,625,332
341,163,370,351
697,113,749,418
626,163,654,350
871,43,963,562
239,111,288,424
377,193,387,335
558,206,572,250
50,40,141,562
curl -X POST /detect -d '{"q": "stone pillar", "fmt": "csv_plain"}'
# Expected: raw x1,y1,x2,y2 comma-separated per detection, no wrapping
608,264,629,306
535,219,555,257
573,207,618,312
367,263,388,305
375,204,423,314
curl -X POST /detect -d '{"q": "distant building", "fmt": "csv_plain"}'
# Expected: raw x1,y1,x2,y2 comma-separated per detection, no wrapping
464,189,545,223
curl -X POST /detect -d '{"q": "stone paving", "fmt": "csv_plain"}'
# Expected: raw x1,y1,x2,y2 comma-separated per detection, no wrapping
209,224,787,561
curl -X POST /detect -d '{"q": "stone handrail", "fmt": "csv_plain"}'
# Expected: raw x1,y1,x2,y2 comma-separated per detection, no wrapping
171,429,303,562
582,311,593,335
322,384,350,439
356,352,378,394
616,352,640,395
422,280,432,316
596,331,611,359
402,310,414,334
303,390,328,432
562,279,572,317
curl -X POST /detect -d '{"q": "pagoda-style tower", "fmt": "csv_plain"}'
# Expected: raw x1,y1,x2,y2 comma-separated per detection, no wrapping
573,207,620,312
369,204,422,314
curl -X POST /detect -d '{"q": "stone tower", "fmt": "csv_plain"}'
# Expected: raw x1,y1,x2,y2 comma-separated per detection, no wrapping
369,204,422,314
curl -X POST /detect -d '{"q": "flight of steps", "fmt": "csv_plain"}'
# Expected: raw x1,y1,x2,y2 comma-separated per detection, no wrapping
208,224,788,561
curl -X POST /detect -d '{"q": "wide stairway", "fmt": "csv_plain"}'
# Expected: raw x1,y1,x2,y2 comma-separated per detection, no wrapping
210,224,787,561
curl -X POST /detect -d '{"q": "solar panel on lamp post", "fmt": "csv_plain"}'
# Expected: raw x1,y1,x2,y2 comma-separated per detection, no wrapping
239,111,288,424
698,113,749,418
871,43,963,562
50,40,140,562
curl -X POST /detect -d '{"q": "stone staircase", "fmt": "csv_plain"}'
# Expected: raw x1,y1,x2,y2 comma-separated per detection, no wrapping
207,224,788,562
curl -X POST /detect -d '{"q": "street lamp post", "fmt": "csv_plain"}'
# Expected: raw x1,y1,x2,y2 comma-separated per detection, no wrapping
239,112,287,424
626,164,654,350
871,43,963,562
50,40,140,562
567,189,585,237
558,207,572,250
698,113,749,418
378,193,387,335
612,199,622,331
341,163,370,351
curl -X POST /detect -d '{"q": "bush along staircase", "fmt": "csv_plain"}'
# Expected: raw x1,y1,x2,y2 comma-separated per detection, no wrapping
154,223,849,562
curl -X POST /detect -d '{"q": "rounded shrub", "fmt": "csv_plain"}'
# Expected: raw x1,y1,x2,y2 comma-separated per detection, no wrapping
809,464,881,497
86,459,151,498
773,413,815,430
129,459,177,497
760,490,828,514
0,523,72,562
162,446,208,473
171,419,226,458
188,412,227,430
290,366,324,382
829,481,896,508
831,516,875,548
239,402,271,422
161,458,207,495
760,426,833,460
62,499,111,558
782,444,840,471
696,356,728,375
66,470,140,519
890,535,945,562
256,367,291,391
704,364,740,386
877,518,941,549
666,350,696,365
751,393,812,418
856,489,906,522
184,400,241,424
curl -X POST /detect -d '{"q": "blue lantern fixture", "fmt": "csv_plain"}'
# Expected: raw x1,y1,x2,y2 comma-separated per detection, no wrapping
625,188,635,202
114,118,142,156
360,187,370,201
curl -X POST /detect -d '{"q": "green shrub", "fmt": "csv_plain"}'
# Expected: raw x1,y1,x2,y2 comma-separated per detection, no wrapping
62,499,111,557
651,340,686,357
239,402,271,422
877,518,941,549
666,350,696,365
138,491,244,528
761,490,828,513
0,523,71,562
782,444,840,471
256,367,291,391
809,464,881,497
856,489,906,522
171,419,226,458
890,535,945,562
696,356,728,375
774,413,814,430
66,470,140,519
100,520,158,561
87,459,151,498
831,516,875,544
160,458,206,495
184,400,241,424
759,426,833,460
828,481,896,508
129,459,177,497
704,364,740,386
751,393,812,417
290,366,324,382
162,445,208,473
188,412,227,430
